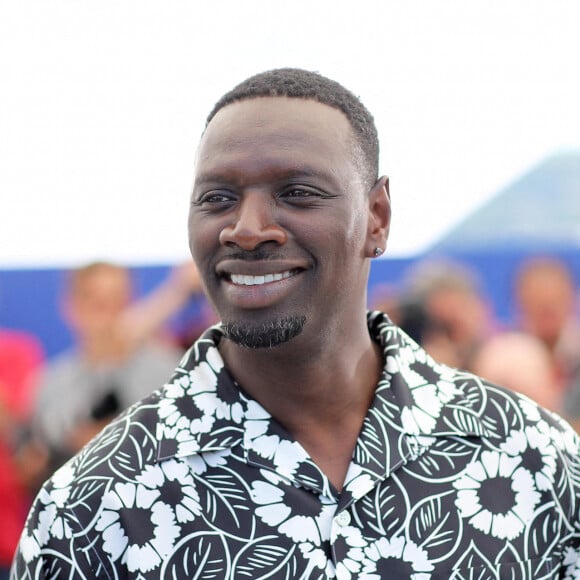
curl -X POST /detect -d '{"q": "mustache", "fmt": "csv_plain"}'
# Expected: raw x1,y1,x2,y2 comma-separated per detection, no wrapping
220,250,286,261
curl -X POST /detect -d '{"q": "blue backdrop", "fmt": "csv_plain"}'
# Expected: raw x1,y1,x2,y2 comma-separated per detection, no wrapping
1,249,579,359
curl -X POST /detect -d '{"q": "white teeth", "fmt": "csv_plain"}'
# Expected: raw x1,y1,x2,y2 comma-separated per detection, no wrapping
230,271,294,286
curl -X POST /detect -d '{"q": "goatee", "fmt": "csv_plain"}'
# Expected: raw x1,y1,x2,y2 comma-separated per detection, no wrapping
221,315,306,348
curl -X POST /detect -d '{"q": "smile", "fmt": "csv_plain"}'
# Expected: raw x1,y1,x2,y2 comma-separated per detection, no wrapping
229,270,297,286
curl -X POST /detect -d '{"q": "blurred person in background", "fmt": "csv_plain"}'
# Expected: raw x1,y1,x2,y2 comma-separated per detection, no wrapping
514,257,580,417
472,331,562,413
0,319,43,579
31,261,207,474
401,258,498,371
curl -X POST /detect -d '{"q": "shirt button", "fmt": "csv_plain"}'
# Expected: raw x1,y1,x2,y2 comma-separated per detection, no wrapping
335,511,351,527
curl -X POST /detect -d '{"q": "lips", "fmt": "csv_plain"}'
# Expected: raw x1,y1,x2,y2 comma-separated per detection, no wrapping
215,260,306,309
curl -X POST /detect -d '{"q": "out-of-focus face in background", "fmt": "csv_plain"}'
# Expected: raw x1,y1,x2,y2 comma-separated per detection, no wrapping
515,258,576,351
425,285,489,347
64,263,133,342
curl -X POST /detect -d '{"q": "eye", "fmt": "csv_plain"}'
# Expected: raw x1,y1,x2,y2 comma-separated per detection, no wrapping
192,190,236,208
284,188,316,197
279,186,328,204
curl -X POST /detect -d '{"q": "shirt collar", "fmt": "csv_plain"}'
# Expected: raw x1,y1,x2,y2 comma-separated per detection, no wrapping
367,311,493,439
156,313,492,468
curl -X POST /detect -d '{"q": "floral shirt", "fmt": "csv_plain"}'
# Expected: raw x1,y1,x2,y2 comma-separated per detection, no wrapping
11,312,580,579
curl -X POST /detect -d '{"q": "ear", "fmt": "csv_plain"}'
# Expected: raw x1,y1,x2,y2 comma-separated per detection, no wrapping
365,175,391,257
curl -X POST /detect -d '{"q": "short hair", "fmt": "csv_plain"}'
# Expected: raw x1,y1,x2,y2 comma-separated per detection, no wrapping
206,68,379,188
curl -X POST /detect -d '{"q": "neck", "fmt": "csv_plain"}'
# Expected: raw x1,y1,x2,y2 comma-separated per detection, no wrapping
219,313,383,490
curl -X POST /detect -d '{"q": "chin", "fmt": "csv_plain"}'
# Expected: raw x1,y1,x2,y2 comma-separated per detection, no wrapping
221,314,306,349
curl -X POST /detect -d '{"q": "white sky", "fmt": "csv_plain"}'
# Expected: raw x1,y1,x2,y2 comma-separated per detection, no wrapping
1,0,579,268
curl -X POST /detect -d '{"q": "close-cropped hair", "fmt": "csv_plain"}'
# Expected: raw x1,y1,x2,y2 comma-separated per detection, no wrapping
206,68,380,188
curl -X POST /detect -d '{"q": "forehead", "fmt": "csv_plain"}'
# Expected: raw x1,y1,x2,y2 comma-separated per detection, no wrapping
71,267,131,298
196,97,357,180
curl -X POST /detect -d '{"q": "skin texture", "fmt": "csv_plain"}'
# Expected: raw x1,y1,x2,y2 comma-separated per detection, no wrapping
188,97,390,489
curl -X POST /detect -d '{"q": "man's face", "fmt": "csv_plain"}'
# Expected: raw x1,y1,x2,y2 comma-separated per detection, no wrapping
188,97,379,348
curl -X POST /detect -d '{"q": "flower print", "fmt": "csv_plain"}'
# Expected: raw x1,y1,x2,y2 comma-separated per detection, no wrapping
550,417,580,457
137,460,201,524
343,463,375,501
96,480,180,573
158,350,246,458
563,546,580,579
158,362,219,454
44,462,76,539
454,450,540,540
518,396,543,423
332,525,367,580
159,389,213,436
250,479,335,543
501,427,557,491
360,536,433,579
300,542,336,577
245,400,310,478
187,358,243,423
204,344,224,373
18,463,76,561
187,448,230,475
386,343,458,435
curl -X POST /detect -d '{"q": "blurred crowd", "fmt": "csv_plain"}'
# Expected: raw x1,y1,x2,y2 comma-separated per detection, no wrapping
371,255,580,420
0,261,215,576
1,254,579,574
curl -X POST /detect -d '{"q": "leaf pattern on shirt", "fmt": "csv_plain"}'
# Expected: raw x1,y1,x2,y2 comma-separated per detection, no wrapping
11,312,580,579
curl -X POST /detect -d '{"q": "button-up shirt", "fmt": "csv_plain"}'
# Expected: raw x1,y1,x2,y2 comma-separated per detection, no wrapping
11,312,580,579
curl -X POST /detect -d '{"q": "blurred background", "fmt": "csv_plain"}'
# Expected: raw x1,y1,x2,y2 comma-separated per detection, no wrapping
1,0,579,346
0,0,579,572
1,0,580,267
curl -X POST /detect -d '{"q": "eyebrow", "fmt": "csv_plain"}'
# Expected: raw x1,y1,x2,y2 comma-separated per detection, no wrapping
194,165,340,189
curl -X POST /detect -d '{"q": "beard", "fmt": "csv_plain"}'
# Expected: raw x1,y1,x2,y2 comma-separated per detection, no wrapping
221,315,306,349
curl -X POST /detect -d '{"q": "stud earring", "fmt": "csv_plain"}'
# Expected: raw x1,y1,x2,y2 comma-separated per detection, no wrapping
373,247,383,257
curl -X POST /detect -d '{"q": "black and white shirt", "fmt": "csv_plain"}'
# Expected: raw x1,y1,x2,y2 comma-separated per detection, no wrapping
12,312,580,579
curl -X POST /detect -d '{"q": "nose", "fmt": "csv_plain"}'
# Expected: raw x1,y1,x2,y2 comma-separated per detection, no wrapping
219,192,287,250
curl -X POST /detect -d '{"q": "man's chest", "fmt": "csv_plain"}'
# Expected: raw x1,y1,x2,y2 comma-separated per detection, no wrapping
79,438,574,579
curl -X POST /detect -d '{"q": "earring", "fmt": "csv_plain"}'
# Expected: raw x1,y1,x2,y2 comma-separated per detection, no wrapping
374,247,383,257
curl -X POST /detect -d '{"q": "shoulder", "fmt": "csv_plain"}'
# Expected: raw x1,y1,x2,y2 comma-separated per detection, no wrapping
443,366,580,493
73,389,162,476
14,391,163,566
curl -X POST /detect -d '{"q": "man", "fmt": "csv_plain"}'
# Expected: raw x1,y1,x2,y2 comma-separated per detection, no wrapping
12,69,580,578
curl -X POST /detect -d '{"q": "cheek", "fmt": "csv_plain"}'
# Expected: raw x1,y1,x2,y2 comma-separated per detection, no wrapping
338,207,369,255
188,215,217,253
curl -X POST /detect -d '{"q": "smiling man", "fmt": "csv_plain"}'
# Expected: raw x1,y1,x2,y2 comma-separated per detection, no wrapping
12,69,580,579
